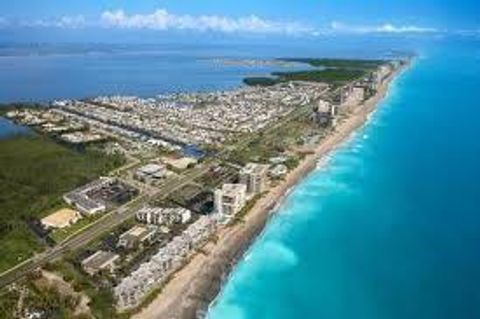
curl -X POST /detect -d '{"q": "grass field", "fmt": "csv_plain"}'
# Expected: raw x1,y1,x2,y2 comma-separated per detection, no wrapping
225,111,314,165
49,214,102,244
0,136,124,273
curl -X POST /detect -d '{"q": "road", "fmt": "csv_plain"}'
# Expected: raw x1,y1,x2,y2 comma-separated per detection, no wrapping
0,86,330,288
0,163,213,288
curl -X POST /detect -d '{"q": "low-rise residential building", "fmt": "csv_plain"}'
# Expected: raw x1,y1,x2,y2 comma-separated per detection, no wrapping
270,164,288,178
239,163,270,195
114,216,216,310
135,207,192,225
81,250,120,276
117,225,158,249
50,81,328,150
214,183,247,221
60,131,105,144
269,156,289,165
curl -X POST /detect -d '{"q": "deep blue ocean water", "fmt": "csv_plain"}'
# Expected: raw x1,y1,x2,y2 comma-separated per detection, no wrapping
207,39,480,319
0,37,479,317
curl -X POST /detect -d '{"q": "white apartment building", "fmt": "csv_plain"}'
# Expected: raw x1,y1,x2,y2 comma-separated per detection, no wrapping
135,207,192,225
214,183,247,221
114,216,216,310
239,163,270,195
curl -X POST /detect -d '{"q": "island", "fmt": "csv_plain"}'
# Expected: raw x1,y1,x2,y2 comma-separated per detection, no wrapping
0,56,410,319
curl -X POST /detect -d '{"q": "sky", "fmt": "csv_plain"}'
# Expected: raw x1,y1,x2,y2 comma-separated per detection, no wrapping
0,0,478,42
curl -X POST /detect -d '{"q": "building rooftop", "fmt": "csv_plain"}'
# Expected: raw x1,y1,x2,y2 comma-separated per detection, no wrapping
220,183,247,196
137,163,165,175
81,250,119,274
241,163,270,175
163,157,197,170
122,225,157,239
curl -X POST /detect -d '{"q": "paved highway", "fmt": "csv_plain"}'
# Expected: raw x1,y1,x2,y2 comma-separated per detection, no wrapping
0,164,213,288
0,86,330,288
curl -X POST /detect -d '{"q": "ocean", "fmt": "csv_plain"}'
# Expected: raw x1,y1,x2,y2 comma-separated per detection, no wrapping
1,37,479,318
207,38,480,319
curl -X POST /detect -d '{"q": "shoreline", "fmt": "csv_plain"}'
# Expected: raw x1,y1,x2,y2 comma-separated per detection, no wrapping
133,62,410,319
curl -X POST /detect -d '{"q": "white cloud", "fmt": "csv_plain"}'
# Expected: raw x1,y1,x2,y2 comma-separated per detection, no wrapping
100,9,313,35
57,15,86,28
330,21,438,34
4,9,448,38
21,15,86,29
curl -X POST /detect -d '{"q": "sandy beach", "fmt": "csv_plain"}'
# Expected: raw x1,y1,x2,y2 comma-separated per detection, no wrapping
133,64,408,319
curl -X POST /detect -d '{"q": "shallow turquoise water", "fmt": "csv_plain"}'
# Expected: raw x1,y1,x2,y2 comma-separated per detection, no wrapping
207,39,480,319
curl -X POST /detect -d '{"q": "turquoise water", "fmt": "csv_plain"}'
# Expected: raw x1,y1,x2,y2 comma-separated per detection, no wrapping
207,40,480,319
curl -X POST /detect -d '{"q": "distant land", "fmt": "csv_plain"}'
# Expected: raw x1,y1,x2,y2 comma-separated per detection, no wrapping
0,55,407,318
243,58,386,87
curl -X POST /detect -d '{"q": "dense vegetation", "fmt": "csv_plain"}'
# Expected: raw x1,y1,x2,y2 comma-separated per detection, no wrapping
279,58,386,69
0,271,91,319
243,57,385,87
0,103,45,116
0,136,124,272
0,288,19,319
243,77,280,87
45,260,125,319
274,68,367,83
244,67,368,87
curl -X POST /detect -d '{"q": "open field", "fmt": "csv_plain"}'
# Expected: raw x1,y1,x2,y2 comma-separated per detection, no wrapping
49,215,102,244
225,110,316,165
0,136,124,273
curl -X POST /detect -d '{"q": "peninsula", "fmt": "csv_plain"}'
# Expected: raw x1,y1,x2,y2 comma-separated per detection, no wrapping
0,57,409,318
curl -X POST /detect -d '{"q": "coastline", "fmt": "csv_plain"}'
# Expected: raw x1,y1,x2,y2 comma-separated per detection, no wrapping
136,63,409,319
